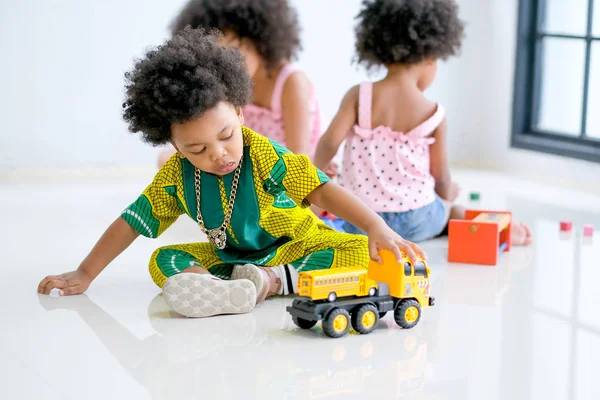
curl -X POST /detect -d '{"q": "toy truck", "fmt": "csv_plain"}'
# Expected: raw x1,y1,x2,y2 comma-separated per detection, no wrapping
286,250,435,338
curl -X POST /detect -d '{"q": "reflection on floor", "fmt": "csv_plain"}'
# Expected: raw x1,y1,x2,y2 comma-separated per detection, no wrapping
1,169,599,399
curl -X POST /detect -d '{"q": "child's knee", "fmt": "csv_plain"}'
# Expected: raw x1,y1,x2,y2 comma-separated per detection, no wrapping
335,233,371,269
148,246,200,288
148,247,168,288
149,246,214,288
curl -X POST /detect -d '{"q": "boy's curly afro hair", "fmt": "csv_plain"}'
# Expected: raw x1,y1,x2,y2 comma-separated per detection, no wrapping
355,0,464,69
122,27,252,146
170,0,301,71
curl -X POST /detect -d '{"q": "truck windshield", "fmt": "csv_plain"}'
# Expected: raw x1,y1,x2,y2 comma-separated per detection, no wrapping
414,262,427,278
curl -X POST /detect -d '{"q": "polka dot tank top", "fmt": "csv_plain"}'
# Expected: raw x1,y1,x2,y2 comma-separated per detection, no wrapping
243,64,321,156
341,82,445,213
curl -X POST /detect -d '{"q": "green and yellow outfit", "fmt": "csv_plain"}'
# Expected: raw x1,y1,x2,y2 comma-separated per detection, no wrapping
122,127,370,288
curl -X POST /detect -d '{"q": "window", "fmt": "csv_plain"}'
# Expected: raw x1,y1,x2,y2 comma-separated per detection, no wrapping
302,281,308,287
354,275,358,282
415,262,428,278
404,262,412,276
512,0,600,162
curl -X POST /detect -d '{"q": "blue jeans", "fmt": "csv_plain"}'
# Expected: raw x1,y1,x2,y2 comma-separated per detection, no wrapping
342,195,449,242
319,216,347,232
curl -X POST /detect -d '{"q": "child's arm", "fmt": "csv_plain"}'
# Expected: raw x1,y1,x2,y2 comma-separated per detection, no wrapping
281,72,312,155
312,86,359,171
37,217,139,296
306,182,426,264
429,118,453,200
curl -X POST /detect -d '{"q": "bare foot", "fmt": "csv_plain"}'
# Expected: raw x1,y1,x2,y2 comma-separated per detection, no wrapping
511,222,532,246
449,205,466,220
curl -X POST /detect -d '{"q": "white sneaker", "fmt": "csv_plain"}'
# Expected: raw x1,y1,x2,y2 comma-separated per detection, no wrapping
231,264,281,303
162,273,256,318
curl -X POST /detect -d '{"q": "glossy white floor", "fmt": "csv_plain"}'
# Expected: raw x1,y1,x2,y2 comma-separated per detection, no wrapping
2,169,600,400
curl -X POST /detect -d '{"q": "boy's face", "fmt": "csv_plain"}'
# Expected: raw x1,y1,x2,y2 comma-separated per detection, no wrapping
170,102,245,177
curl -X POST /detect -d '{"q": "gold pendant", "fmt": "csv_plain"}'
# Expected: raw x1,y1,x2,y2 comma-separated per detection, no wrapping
208,229,227,250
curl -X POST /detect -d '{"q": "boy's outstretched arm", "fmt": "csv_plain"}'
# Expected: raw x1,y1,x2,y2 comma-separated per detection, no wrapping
306,182,426,264
37,217,139,296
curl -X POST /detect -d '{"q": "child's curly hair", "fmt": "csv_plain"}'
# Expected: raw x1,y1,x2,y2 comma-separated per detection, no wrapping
170,0,301,71
355,0,464,69
122,27,252,146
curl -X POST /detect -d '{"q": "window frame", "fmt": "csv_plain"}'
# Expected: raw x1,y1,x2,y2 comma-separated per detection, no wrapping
512,0,600,163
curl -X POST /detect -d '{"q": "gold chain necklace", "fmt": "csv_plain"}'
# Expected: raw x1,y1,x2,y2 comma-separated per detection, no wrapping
194,155,243,250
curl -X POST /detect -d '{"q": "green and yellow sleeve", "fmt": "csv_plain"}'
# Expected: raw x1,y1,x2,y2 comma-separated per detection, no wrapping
248,128,330,208
121,155,186,238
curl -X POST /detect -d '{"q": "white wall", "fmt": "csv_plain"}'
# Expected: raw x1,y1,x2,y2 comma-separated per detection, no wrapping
0,0,189,172
8,0,596,193
0,0,452,174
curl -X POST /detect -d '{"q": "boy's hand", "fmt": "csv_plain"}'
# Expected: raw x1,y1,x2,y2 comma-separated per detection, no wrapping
37,270,92,296
366,220,426,264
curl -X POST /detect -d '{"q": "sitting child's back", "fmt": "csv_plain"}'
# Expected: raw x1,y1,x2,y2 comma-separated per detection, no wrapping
315,0,532,246
313,0,465,242
343,78,445,212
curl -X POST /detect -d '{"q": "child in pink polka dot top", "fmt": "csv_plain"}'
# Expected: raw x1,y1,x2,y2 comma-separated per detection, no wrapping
158,0,322,167
314,0,532,245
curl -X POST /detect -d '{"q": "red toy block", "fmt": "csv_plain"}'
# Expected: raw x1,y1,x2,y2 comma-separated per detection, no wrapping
560,221,573,232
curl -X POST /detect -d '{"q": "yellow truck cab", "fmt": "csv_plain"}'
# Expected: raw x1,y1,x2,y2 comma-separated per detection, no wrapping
287,250,434,338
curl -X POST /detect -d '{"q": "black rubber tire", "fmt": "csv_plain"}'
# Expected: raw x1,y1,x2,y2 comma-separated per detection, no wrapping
292,315,317,329
322,308,351,338
394,300,421,329
351,304,379,334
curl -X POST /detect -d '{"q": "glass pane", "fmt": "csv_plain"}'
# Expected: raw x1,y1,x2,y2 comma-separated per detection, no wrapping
414,262,426,277
536,38,586,135
587,42,600,138
594,0,600,36
543,0,588,36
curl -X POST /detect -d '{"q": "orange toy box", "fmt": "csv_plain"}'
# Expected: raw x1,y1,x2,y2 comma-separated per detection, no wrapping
448,210,512,265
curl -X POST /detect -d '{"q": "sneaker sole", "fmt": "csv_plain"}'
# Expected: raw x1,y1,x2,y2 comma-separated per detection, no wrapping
163,273,256,318
231,264,265,294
